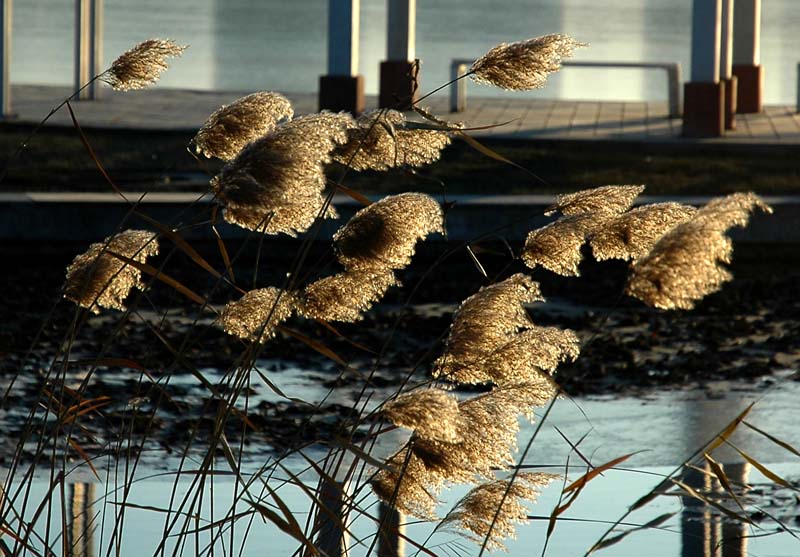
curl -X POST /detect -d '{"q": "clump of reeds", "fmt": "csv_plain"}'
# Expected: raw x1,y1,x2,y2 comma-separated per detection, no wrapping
193,92,294,161
333,109,451,171
470,34,586,90
547,184,645,216
382,389,463,443
440,473,559,551
211,112,354,235
297,269,399,323
627,193,772,309
101,39,188,91
521,213,606,276
219,287,296,342
63,229,159,314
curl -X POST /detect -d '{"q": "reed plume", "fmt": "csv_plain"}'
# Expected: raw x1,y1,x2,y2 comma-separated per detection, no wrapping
470,34,585,90
64,230,159,314
371,448,440,520
219,287,296,342
627,193,772,310
211,112,354,236
521,213,608,276
382,389,463,443
441,473,559,551
297,268,399,323
548,184,645,216
333,109,451,171
590,202,697,261
101,39,187,91
334,192,444,271
193,92,294,161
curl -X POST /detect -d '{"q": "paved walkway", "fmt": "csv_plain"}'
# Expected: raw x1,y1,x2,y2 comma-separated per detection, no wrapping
5,84,800,145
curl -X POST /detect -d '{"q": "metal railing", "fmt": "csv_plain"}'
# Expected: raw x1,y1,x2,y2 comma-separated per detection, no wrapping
450,59,683,118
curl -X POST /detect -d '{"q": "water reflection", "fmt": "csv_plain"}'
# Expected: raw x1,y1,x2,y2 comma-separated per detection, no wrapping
68,483,96,557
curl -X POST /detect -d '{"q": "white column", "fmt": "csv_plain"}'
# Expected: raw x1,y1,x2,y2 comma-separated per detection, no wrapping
690,0,722,83
733,0,760,65
386,0,415,62
328,0,359,76
75,0,103,99
0,0,11,117
720,0,733,79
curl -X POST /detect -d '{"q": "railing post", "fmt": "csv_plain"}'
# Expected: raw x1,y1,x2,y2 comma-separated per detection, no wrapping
796,62,800,114
450,61,468,113
0,0,11,118
75,0,103,100
668,63,683,118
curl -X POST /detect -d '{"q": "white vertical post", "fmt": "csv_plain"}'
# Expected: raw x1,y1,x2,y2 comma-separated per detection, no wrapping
733,0,760,66
720,0,733,80
75,0,103,99
328,0,359,76
690,0,722,83
387,0,415,62
0,0,11,118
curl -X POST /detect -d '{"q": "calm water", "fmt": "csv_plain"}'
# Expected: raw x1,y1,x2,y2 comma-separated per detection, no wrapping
11,0,800,104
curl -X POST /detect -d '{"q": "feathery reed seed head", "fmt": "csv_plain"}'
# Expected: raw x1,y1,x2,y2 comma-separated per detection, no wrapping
521,213,607,277
297,269,399,323
219,287,296,342
211,112,354,235
372,449,440,520
102,39,187,91
548,184,645,216
382,389,463,443
64,230,159,314
193,92,294,161
470,34,586,90
334,193,444,271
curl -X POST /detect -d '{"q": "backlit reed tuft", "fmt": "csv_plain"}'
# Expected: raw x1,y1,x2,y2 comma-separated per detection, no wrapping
627,193,772,310
470,34,585,91
441,473,559,551
371,448,440,520
547,184,645,216
64,230,159,314
590,202,698,261
382,389,463,443
521,213,608,276
101,39,187,91
434,273,579,385
219,287,296,342
193,92,294,161
211,112,354,236
297,268,399,323
333,109,451,171
334,192,444,271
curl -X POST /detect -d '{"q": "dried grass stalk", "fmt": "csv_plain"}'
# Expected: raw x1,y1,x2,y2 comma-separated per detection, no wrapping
382,389,463,443
548,185,645,216
590,202,698,261
333,109,450,171
334,192,444,271
219,287,296,342
521,213,608,276
441,473,559,551
627,193,772,310
211,112,354,236
101,39,187,91
470,34,586,90
64,230,159,314
193,92,294,161
297,269,399,322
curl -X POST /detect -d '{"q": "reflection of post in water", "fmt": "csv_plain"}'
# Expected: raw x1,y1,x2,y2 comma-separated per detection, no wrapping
680,462,750,557
68,482,95,557
377,502,404,557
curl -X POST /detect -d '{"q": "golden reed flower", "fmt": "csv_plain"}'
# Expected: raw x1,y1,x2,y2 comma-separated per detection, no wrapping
219,287,296,342
193,92,294,161
64,230,159,314
548,184,645,216
371,448,440,520
211,112,354,236
521,213,607,277
441,473,559,551
382,389,463,443
590,202,697,261
470,34,586,90
297,268,399,323
627,193,771,310
101,39,187,91
333,109,451,171
334,192,444,271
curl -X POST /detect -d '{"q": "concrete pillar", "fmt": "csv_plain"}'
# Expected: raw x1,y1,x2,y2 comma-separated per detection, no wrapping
684,0,725,138
720,0,736,129
377,503,405,557
0,0,11,118
75,0,103,100
378,0,417,109
732,0,763,113
319,0,365,114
